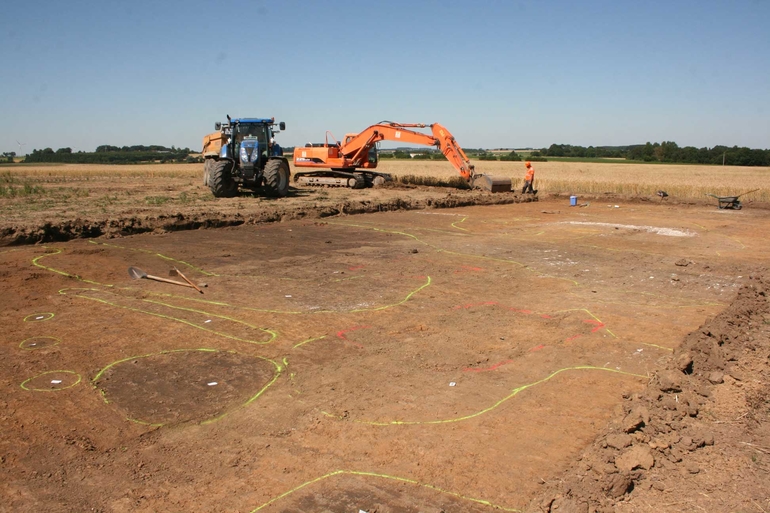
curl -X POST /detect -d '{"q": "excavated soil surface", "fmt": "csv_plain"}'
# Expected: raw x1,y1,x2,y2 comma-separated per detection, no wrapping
1,198,769,512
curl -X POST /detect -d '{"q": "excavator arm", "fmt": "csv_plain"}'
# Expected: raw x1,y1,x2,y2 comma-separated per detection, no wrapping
339,122,476,181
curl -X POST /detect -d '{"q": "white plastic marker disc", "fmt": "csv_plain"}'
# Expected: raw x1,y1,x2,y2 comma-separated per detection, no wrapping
207,382,218,386
449,382,456,387
51,380,62,384
204,319,212,323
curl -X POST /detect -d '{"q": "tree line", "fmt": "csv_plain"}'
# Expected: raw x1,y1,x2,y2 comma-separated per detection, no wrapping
10,141,770,166
538,142,770,166
94,144,190,153
535,144,626,159
625,142,768,166
24,145,198,164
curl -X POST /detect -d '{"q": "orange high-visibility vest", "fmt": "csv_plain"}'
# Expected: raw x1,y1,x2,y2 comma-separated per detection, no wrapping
525,168,534,181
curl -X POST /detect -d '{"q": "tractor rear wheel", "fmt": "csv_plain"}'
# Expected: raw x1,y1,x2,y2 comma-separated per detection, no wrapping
263,159,290,197
209,160,238,198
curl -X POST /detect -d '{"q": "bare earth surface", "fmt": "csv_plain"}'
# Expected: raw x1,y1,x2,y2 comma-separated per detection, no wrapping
1,183,769,511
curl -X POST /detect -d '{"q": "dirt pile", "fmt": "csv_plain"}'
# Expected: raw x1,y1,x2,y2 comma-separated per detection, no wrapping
0,189,536,245
526,273,770,512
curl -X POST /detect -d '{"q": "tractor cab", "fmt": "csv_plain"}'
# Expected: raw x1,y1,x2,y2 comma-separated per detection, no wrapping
233,119,271,157
234,121,268,147
202,116,289,198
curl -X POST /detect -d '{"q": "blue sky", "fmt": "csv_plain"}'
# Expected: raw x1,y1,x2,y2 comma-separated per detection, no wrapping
1,0,768,153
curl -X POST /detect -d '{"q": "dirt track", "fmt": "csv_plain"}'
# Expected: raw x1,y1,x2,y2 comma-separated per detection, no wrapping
1,198,769,512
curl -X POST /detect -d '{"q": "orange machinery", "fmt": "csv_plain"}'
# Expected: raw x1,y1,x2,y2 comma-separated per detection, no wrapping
292,122,511,192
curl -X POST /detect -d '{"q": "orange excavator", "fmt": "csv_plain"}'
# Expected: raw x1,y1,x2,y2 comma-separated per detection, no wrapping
292,122,512,192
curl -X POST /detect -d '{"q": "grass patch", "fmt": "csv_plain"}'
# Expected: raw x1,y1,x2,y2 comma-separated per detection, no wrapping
0,163,200,181
393,174,471,189
145,196,172,205
96,194,119,207
0,176,46,197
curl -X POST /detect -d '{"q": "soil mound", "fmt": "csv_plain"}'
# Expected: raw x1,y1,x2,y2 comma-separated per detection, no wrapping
526,273,770,512
0,190,537,246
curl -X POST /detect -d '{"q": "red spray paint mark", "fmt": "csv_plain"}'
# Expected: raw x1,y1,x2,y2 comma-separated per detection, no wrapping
453,301,499,310
463,359,514,373
583,319,605,332
451,302,554,319
565,334,583,342
336,325,371,348
348,265,365,271
454,265,484,274
529,344,545,352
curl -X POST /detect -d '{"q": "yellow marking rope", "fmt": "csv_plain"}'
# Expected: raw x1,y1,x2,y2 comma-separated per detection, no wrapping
61,289,275,345
293,335,327,348
23,312,55,322
21,370,82,392
336,220,526,265
249,469,519,512
35,247,430,316
451,216,469,231
322,366,647,426
88,240,218,276
19,336,61,350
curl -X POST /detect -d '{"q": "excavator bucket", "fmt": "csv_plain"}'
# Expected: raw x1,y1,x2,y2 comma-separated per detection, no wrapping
472,174,512,193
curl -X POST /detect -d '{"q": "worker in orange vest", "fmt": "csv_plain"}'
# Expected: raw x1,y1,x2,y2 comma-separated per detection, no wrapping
522,161,536,194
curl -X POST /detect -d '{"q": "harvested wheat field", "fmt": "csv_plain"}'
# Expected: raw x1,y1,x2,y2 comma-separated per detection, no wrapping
379,160,770,203
1,162,769,512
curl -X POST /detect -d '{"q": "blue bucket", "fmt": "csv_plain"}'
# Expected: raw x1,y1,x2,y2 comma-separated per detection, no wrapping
570,195,577,206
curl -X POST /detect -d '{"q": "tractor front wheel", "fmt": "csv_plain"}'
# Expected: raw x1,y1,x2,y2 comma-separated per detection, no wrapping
209,160,238,198
263,159,290,197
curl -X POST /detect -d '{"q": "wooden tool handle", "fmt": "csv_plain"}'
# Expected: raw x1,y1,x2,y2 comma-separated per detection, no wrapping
145,274,195,288
174,267,204,294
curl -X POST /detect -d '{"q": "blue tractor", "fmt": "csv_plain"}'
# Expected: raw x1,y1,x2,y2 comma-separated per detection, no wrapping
201,116,290,198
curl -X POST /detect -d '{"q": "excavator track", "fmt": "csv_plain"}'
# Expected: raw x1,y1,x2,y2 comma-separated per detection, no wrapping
294,170,392,189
